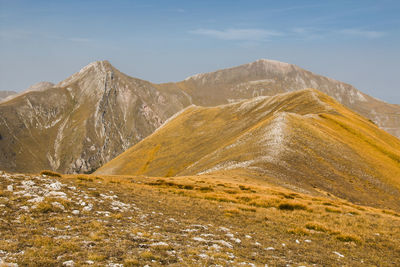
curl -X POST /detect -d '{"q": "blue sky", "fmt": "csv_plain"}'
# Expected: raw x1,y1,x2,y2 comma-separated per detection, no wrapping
0,0,399,103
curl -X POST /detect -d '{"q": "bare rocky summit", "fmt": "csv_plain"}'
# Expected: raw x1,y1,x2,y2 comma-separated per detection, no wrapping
0,59,399,174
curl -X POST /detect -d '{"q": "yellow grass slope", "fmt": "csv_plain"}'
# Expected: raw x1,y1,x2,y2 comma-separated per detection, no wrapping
96,89,400,210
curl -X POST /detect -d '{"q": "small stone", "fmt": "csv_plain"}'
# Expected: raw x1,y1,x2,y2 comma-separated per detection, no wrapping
198,253,209,259
7,185,13,191
83,204,93,212
214,240,233,249
150,241,169,247
28,196,44,203
233,238,241,244
72,210,80,215
333,251,344,258
63,260,75,266
193,237,207,242
46,182,62,190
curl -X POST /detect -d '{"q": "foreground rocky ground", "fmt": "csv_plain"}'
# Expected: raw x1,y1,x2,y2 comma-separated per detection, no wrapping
1,171,400,266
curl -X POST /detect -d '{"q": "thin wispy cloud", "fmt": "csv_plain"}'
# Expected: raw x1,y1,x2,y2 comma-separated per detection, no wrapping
67,37,92,43
190,28,283,41
0,29,32,40
190,27,386,43
290,27,385,40
337,29,385,39
0,29,93,43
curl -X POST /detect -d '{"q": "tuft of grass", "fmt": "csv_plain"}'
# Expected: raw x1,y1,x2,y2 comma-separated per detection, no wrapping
77,175,93,182
336,233,362,244
33,201,57,213
238,206,256,212
305,222,329,232
239,185,251,191
278,202,307,211
224,208,241,217
89,190,100,197
88,253,107,261
40,170,61,177
124,257,139,266
288,228,309,236
140,251,156,260
224,189,238,194
325,207,341,213
198,186,214,192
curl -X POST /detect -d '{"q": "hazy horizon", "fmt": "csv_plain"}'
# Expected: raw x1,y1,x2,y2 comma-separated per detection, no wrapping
0,0,399,103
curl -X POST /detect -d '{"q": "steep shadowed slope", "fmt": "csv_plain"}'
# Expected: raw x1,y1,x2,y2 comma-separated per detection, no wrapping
96,89,400,210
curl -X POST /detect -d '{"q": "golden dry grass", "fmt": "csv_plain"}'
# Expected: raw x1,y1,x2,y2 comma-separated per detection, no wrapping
96,89,400,212
2,167,400,265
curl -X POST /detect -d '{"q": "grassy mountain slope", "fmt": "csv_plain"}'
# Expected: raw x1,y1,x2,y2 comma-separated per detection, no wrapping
96,89,400,211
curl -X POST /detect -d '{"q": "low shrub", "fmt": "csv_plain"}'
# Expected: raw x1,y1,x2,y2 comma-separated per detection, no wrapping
336,233,362,243
278,202,307,211
40,170,61,177
305,222,329,232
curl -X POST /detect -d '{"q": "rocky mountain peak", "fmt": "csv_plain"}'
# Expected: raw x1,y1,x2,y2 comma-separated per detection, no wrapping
250,58,295,74
57,60,114,88
25,81,55,93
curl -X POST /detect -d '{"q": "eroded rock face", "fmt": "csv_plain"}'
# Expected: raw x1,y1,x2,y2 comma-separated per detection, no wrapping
0,61,190,173
0,59,399,173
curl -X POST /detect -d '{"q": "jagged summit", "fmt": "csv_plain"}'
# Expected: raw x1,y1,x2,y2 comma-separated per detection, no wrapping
57,60,115,88
79,60,113,73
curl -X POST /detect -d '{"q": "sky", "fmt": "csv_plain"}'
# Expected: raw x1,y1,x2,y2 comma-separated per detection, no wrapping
0,0,399,103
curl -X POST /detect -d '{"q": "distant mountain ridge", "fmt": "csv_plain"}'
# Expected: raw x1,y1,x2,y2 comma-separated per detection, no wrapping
0,59,399,174
0,82,55,104
0,90,17,102
174,59,400,137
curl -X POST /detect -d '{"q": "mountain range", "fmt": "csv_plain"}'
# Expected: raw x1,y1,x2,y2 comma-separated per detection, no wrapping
1,59,399,174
